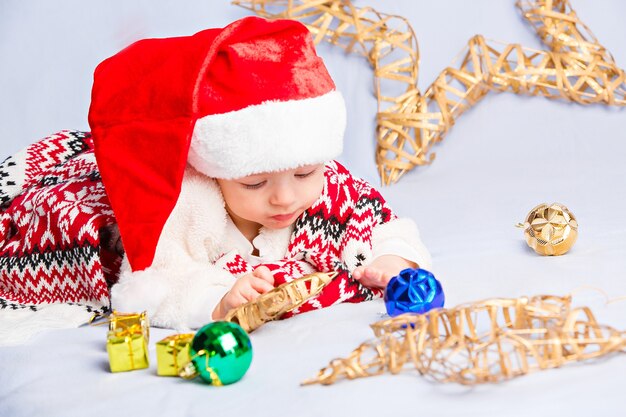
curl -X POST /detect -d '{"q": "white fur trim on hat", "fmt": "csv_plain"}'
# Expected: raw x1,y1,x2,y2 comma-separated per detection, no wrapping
188,90,345,179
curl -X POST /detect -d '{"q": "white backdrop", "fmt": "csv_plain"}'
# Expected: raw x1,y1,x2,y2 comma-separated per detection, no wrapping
1,1,626,416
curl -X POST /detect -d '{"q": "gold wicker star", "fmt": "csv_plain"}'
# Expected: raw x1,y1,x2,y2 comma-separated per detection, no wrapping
232,0,626,184
302,294,626,386
224,271,336,332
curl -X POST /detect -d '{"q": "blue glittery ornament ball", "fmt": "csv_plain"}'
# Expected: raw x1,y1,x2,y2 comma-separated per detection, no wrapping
384,268,444,317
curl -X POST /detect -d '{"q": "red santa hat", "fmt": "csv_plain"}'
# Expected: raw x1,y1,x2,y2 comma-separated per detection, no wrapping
88,16,346,272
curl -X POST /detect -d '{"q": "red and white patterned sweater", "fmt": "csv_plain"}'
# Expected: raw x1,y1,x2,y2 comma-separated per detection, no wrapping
0,131,117,315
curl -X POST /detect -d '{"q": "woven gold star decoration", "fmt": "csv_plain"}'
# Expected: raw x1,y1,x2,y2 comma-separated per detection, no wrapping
232,0,626,184
301,294,626,386
224,271,336,332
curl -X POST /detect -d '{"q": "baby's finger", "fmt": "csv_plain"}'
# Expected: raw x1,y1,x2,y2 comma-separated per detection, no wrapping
222,292,248,313
364,268,386,288
381,271,394,286
253,266,275,285
240,286,261,302
364,267,382,281
250,276,274,294
352,267,364,280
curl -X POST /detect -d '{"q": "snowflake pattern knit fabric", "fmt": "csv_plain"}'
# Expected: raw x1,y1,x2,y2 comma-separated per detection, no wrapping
0,131,118,313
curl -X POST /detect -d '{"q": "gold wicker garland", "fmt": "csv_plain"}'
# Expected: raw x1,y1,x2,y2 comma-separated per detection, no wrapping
232,0,626,185
301,294,626,386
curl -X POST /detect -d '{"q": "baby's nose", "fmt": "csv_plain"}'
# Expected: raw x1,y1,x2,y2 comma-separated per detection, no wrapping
269,183,297,207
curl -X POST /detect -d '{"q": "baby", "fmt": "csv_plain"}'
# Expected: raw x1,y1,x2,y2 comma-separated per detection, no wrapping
211,162,428,320
89,16,431,329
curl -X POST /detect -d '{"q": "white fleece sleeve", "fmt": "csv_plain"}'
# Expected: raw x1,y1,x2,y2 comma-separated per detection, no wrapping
110,166,236,331
111,240,235,331
370,218,432,271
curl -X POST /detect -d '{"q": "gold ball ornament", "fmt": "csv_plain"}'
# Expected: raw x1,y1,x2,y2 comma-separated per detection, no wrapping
519,203,578,256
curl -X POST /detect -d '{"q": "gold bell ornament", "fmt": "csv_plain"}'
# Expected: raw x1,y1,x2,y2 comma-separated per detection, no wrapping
518,203,578,256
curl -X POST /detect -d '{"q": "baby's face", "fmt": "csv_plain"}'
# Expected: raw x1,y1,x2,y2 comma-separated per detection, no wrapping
216,163,325,232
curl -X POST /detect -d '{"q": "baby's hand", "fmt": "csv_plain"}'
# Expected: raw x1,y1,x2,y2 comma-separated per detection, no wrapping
352,255,417,289
212,266,274,320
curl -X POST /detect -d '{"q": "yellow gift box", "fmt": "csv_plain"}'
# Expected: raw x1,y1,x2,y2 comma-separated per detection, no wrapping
106,311,150,373
156,333,194,376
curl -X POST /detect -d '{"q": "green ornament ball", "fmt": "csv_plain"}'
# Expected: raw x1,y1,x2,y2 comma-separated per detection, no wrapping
189,321,253,385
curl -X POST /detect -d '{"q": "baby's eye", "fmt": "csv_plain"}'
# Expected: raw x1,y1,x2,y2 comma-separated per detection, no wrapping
242,181,266,189
295,169,316,178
